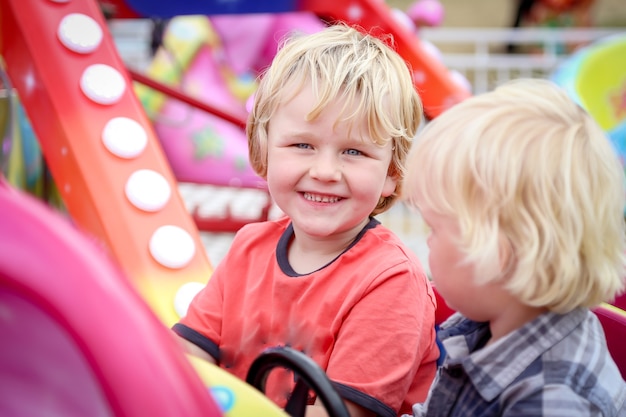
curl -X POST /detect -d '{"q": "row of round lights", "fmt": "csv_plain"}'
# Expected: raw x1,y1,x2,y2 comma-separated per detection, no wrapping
56,8,196,270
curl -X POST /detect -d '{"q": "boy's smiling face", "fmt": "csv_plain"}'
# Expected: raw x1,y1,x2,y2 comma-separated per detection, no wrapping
265,82,397,242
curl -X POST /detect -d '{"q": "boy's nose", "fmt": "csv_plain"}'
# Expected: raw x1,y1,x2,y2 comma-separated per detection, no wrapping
309,153,341,182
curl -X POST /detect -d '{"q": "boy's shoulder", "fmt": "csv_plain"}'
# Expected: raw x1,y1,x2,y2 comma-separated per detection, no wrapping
512,310,626,415
226,216,290,255
438,310,626,414
355,220,424,267
334,220,430,288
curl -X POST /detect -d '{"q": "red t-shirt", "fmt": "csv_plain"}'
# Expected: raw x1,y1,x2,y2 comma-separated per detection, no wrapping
174,217,439,416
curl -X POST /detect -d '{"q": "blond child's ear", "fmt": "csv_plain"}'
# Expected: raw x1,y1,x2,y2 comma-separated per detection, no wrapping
498,233,515,278
381,174,398,198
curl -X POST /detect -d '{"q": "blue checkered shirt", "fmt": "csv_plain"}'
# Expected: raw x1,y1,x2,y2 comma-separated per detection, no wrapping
408,308,626,416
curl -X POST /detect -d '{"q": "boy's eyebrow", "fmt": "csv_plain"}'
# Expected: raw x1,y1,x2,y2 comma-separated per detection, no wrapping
280,127,375,145
278,130,315,141
342,134,382,147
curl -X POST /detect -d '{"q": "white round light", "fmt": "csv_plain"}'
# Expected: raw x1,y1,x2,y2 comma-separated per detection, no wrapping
173,282,205,318
391,8,416,31
413,70,426,85
347,5,364,21
102,117,148,158
58,13,103,54
125,169,171,212
149,226,196,269
80,64,126,105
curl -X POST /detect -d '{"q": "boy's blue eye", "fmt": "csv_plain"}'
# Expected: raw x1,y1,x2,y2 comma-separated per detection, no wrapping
345,149,362,156
295,143,312,149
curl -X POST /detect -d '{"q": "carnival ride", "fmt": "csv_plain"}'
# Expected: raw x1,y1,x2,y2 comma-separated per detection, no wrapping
551,32,626,172
1,0,624,415
0,0,469,415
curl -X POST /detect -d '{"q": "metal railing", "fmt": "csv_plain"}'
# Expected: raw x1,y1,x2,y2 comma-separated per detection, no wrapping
419,27,624,93
110,21,624,94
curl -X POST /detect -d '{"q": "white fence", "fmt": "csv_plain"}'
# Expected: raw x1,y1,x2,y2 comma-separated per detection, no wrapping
420,27,624,93
110,21,624,94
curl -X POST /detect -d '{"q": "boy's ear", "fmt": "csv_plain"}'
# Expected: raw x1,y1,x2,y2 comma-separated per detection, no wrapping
498,233,515,276
382,174,399,197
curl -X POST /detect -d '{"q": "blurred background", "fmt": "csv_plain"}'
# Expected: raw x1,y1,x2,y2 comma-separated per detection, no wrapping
389,0,626,28
98,0,626,273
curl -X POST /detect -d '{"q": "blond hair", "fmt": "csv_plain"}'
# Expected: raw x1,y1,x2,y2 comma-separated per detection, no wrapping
247,23,422,215
404,78,626,313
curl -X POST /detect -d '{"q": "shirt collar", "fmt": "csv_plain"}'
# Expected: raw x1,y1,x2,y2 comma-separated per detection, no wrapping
439,308,588,401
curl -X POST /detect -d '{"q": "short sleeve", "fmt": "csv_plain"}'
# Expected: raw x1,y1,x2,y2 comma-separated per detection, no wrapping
325,260,438,414
175,258,227,351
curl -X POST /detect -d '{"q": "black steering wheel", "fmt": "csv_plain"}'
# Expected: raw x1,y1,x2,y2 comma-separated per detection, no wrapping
246,346,350,417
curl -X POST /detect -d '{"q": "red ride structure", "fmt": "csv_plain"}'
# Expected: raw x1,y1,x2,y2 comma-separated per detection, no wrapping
0,0,470,325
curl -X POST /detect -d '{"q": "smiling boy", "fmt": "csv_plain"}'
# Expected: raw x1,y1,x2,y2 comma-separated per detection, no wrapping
173,24,440,417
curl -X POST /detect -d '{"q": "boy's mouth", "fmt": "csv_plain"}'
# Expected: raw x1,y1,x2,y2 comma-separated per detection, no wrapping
303,192,342,203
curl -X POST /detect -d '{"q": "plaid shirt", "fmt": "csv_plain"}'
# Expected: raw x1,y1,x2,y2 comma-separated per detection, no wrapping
408,308,626,416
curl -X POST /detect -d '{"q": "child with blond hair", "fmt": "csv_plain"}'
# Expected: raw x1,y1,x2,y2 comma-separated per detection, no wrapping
173,24,440,417
403,78,626,416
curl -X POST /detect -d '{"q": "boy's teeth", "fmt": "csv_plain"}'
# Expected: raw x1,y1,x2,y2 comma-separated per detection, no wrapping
304,193,340,203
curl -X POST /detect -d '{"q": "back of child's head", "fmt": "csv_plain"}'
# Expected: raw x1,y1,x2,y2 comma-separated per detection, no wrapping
247,23,422,214
405,78,626,313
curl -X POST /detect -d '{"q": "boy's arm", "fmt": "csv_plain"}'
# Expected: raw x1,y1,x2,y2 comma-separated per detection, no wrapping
503,384,606,417
307,398,375,417
177,334,371,417
175,334,217,364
